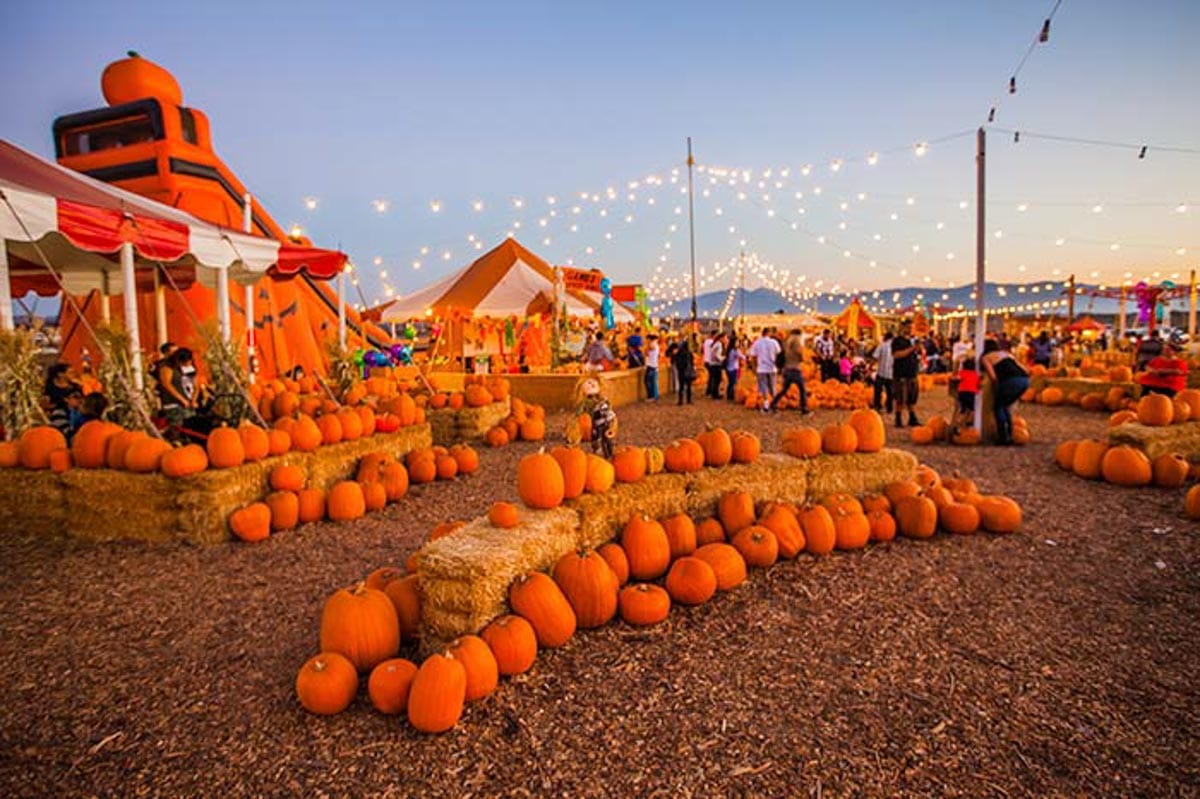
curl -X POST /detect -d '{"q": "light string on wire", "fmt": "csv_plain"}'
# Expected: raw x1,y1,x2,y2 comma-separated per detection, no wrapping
984,0,1064,124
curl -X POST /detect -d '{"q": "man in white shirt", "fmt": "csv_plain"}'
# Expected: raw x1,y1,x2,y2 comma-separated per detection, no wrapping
872,333,894,412
748,328,781,412
706,333,726,398
644,335,661,401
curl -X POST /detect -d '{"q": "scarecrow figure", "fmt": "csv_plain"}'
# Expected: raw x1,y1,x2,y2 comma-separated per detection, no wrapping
567,375,618,458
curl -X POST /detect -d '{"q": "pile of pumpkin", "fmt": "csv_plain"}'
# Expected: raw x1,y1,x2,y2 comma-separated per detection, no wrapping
734,378,873,412
484,398,550,448
907,414,1030,447
295,455,1021,730
426,375,512,412
228,444,479,543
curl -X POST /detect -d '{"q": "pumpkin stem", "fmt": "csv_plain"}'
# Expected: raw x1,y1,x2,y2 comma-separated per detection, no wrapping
127,50,140,58
311,657,327,673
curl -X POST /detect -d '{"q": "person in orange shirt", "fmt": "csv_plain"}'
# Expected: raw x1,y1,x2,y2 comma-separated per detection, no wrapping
1138,340,1188,397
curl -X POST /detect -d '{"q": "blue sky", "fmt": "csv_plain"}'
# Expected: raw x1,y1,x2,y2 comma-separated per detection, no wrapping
2,0,1197,311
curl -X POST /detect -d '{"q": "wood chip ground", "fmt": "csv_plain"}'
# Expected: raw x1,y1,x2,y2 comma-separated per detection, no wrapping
1,395,1197,797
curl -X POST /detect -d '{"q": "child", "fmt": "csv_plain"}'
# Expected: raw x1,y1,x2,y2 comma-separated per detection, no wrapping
955,357,980,430
838,350,853,384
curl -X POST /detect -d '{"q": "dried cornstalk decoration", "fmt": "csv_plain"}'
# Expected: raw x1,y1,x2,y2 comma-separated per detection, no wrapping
0,326,48,439
325,342,359,399
198,321,256,426
92,324,157,432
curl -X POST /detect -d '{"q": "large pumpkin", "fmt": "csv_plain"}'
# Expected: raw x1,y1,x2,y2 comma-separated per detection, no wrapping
621,515,671,581
730,430,761,463
319,583,401,672
407,652,467,734
692,543,747,590
446,635,499,702
832,510,870,550
367,658,418,715
895,495,937,539
1053,440,1078,471
847,409,885,453
206,426,245,469
508,572,577,648
160,444,209,477
295,652,358,716
1100,446,1152,487
584,454,615,493
696,425,733,467
821,423,858,455
663,438,705,473
327,481,367,521
732,525,779,568
101,52,184,106
517,450,565,509
781,426,822,458
239,424,270,461
1071,439,1110,480
661,513,698,559
70,420,121,468
717,491,756,535
1152,453,1189,488
977,495,1022,533
550,446,588,500
552,550,619,628
1136,393,1174,426
665,556,718,605
1185,485,1200,520
382,574,422,640
123,437,171,473
799,505,837,555
480,615,538,675
612,446,647,483
758,504,804,558
17,425,67,470
618,583,671,626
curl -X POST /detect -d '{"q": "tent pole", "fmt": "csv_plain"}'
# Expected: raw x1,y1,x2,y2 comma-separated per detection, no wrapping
216,265,231,343
337,271,347,348
687,136,698,328
153,265,168,347
0,244,13,331
1118,285,1127,341
973,126,986,434
100,270,112,324
1189,269,1197,341
243,193,256,383
120,242,144,391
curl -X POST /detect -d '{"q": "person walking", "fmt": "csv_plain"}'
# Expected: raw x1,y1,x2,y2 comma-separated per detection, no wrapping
872,332,894,412
725,334,746,401
749,327,781,412
981,338,1031,445
815,329,836,382
890,322,921,427
704,332,725,398
643,334,661,401
672,336,696,405
770,328,810,413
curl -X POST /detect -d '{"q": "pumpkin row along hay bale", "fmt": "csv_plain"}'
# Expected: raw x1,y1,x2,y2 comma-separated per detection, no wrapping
295,443,1023,733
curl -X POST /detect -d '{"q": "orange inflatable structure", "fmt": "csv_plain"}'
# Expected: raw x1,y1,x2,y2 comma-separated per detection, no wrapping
51,52,392,376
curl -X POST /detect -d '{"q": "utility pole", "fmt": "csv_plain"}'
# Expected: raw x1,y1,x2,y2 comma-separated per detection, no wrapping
739,249,746,329
687,137,697,329
973,127,986,434
1067,273,1075,325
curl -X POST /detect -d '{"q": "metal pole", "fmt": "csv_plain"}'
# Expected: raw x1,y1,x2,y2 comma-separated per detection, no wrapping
1118,285,1127,340
0,244,13,331
973,127,986,433
216,264,231,342
739,249,745,329
686,136,697,327
100,271,111,324
120,242,144,390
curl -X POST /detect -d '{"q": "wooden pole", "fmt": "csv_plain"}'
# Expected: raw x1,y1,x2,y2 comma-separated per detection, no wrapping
243,193,256,383
1067,273,1075,324
153,266,168,347
1189,269,1197,340
1118,285,1127,340
973,127,986,433
0,244,13,331
687,137,697,328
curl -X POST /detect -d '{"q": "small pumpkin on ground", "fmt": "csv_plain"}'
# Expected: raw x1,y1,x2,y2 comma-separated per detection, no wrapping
296,652,358,715
367,658,418,715
618,583,671,626
407,652,467,734
481,615,538,676
319,583,401,672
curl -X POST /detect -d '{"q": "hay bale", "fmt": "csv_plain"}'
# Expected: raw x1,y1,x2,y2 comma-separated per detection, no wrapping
416,506,578,646
62,470,182,543
1108,420,1200,461
684,455,809,517
0,469,65,537
803,449,918,499
454,399,510,437
570,473,689,550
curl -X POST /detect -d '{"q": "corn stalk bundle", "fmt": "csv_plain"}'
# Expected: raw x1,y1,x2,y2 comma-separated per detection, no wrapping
93,324,156,432
198,322,254,425
0,326,48,439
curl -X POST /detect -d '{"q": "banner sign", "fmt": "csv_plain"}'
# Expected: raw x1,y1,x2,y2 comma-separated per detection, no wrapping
559,267,603,293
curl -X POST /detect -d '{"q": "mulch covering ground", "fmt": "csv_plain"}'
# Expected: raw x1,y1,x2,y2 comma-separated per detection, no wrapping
1,391,1197,797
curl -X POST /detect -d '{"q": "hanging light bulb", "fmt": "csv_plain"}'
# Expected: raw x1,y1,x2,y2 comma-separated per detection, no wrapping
914,142,928,156
1008,76,1016,94
1040,18,1051,43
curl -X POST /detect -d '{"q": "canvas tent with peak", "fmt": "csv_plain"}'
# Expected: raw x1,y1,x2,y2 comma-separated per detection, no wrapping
832,298,879,341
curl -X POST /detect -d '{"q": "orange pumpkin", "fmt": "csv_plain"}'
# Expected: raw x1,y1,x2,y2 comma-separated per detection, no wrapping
821,423,858,455
1152,453,1190,488
123,437,171,473
446,635,499,702
488,501,520,528
1136,393,1174,426
295,652,358,715
508,572,576,648
611,446,647,482
618,583,671,626
406,652,467,734
206,426,245,469
661,513,698,559
730,430,761,463
480,615,538,676
552,549,620,628
847,409,885,452
781,426,822,458
551,446,588,499
382,574,422,640
693,543,747,590
977,495,1022,533
297,488,326,523
832,510,870,550
1100,446,1152,487
229,502,271,542
1071,439,1110,480
239,424,270,461
895,495,937,539
799,505,836,555
867,509,897,542
270,464,306,492
732,525,779,567
319,583,400,672
266,491,300,530
717,491,757,535
621,515,671,581
367,658,418,715
666,556,718,606
517,449,565,509
696,425,733,467
18,425,67,470
70,420,121,468
663,438,705,473
598,541,630,585
327,481,367,521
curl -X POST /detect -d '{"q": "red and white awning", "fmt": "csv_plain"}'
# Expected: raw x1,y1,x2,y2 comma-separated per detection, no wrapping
0,138,346,300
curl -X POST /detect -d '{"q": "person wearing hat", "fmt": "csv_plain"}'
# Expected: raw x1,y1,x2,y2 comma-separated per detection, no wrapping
1138,339,1188,397
890,322,921,427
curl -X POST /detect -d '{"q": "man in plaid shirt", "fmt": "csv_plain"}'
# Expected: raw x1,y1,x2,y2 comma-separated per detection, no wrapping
815,330,836,382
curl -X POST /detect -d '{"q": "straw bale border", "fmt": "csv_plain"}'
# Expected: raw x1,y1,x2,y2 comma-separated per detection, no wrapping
429,400,511,445
416,447,917,652
2,424,431,546
1108,420,1200,462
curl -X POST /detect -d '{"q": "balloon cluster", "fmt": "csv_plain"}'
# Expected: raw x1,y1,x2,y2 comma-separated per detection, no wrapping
389,343,414,366
1134,281,1167,326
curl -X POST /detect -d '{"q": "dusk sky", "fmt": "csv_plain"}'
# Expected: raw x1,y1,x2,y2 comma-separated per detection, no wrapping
2,0,1197,310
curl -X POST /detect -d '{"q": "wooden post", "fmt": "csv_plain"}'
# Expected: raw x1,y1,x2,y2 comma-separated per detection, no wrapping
973,127,987,435
243,193,257,383
120,242,144,390
1189,269,1197,340
687,137,698,325
100,270,111,324
1117,285,1127,341
153,265,168,347
1067,273,1075,324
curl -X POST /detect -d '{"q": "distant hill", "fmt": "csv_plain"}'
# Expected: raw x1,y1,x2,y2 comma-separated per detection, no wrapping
650,281,1168,320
